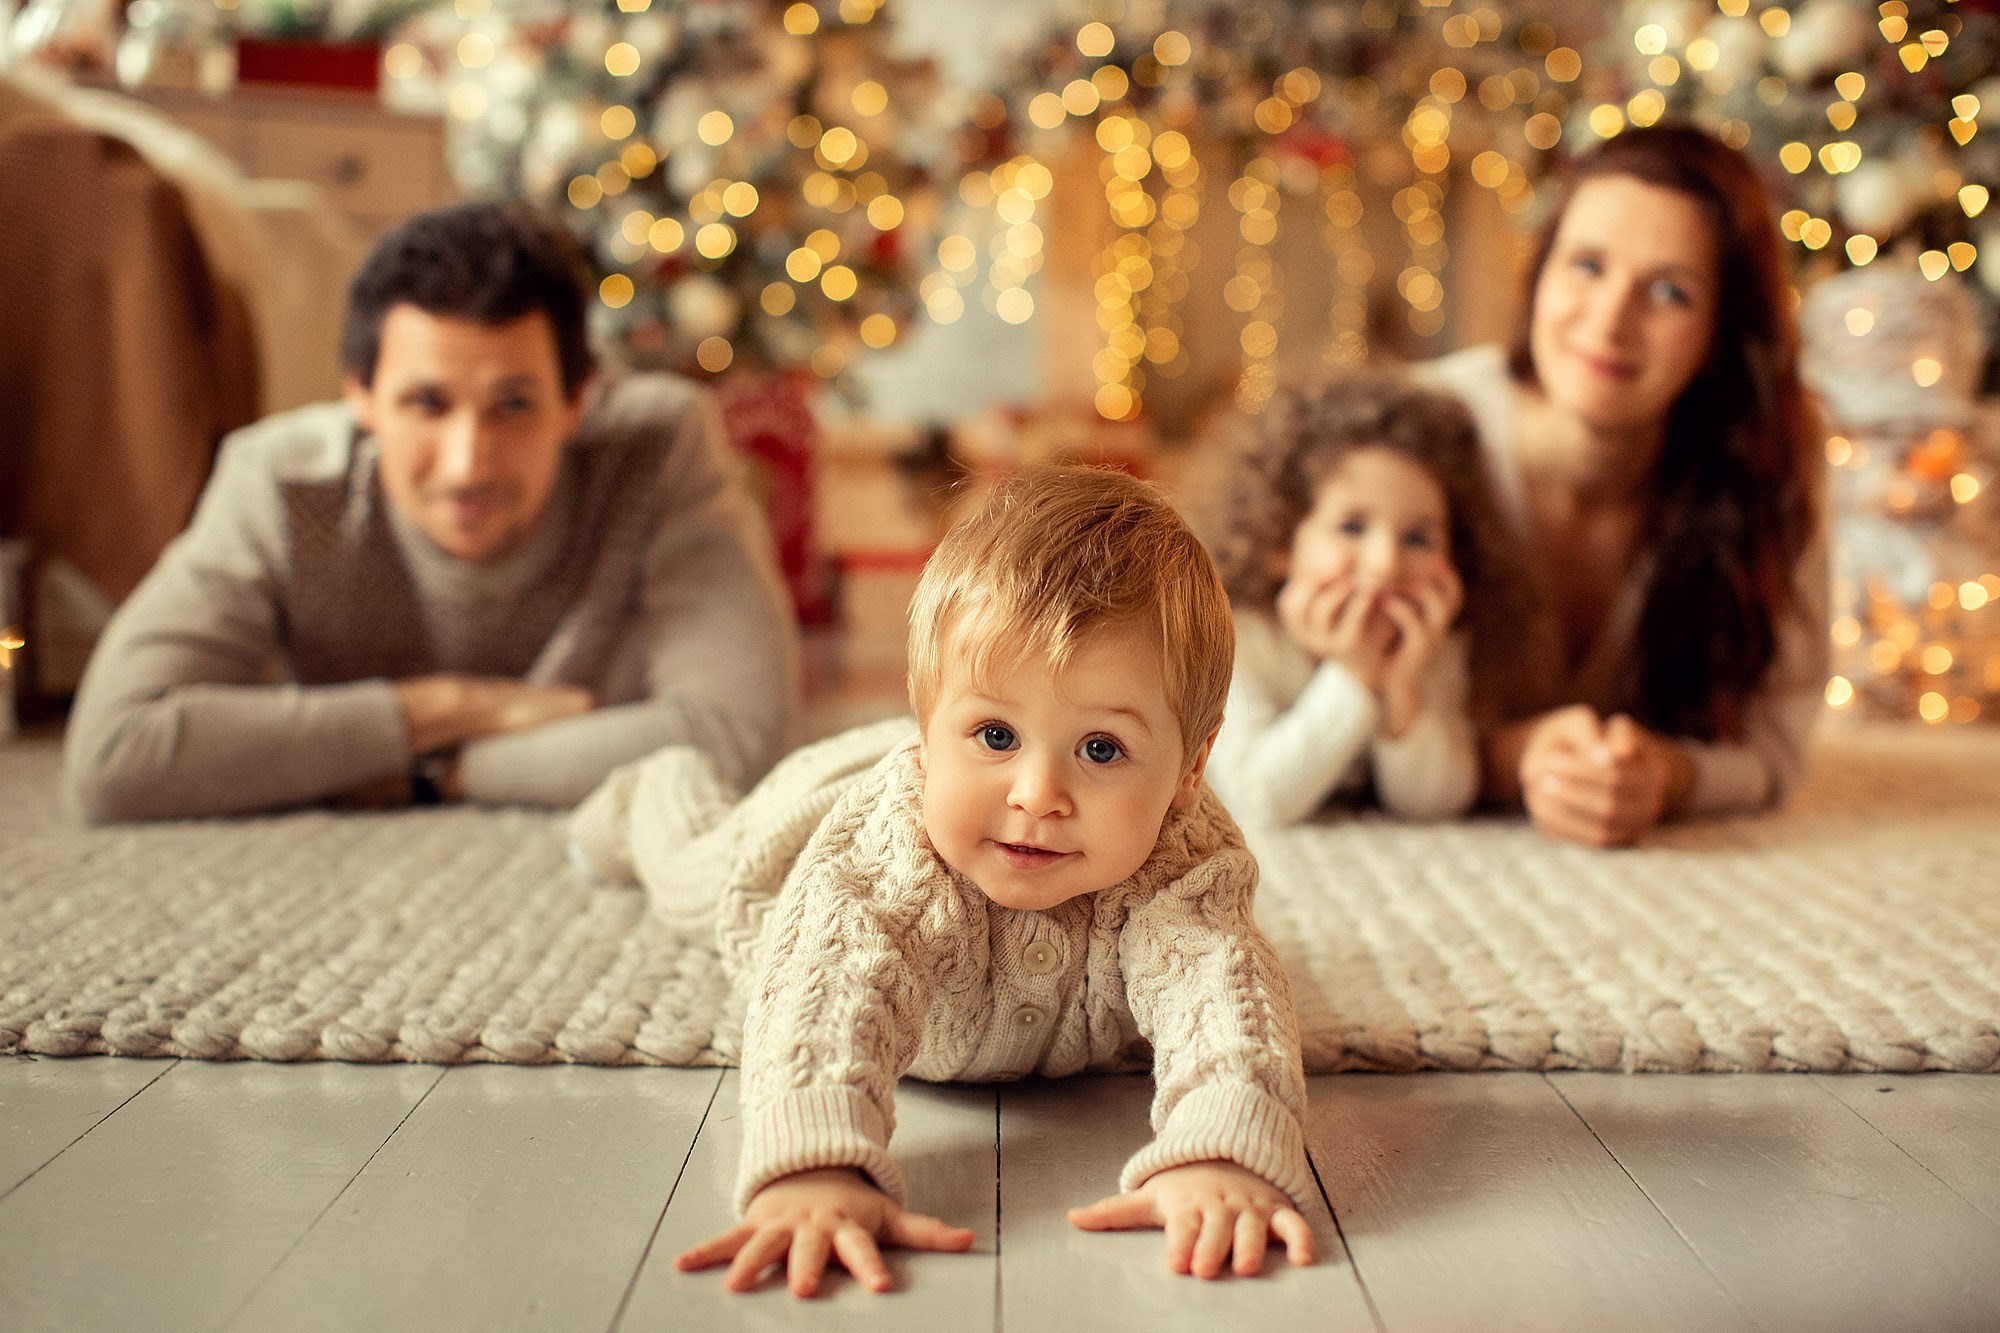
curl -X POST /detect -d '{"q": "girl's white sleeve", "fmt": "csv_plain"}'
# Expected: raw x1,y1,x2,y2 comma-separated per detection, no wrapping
1369,632,1480,819
1206,616,1378,827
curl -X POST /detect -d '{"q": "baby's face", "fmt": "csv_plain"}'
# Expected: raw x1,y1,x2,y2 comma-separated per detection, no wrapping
1279,445,1454,604
918,623,1208,912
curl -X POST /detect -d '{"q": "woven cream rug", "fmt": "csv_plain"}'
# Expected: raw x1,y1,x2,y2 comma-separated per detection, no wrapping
4,727,1997,1072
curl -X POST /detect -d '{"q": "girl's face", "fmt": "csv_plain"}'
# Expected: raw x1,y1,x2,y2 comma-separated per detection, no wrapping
1529,174,1719,436
1278,446,1454,602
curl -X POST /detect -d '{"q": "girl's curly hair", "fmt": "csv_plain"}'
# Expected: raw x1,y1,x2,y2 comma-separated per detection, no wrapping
1196,370,1534,714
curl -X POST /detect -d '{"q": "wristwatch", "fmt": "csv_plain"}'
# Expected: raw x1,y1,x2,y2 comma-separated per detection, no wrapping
410,751,455,806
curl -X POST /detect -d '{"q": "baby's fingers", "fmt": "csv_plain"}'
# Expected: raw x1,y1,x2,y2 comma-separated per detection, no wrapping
1273,1207,1315,1266
1067,1191,1157,1232
675,1222,753,1273
1233,1209,1271,1276
1164,1206,1201,1275
1190,1207,1235,1279
723,1225,793,1292
883,1209,977,1253
830,1223,892,1293
787,1227,833,1298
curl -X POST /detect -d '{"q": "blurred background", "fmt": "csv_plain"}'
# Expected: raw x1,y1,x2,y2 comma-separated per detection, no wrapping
2,0,1996,733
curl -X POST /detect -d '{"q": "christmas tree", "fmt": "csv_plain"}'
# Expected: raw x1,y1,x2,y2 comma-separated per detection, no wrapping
387,0,954,390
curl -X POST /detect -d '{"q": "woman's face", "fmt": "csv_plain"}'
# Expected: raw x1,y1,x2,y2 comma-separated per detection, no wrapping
1529,174,1720,436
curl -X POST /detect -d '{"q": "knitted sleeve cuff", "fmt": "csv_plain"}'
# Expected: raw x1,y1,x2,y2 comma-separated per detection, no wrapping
1118,1082,1317,1212
734,1085,907,1215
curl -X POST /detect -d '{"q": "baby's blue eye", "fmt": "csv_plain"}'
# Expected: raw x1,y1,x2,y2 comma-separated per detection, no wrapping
977,724,1017,752
1079,736,1123,765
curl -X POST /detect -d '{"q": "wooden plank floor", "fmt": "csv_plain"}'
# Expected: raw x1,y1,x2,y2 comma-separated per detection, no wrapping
3,1057,1997,1333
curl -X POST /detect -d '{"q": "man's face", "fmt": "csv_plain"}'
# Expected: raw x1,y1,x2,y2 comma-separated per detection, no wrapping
918,623,1212,912
345,305,586,563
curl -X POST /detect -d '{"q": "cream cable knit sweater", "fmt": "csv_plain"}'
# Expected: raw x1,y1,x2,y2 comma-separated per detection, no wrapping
568,720,1315,1217
1207,610,1479,825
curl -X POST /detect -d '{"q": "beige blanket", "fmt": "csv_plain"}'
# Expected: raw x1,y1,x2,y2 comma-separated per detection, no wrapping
3,725,1996,1072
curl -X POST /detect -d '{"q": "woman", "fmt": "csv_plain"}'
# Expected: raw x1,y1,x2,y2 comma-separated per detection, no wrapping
1418,123,1827,847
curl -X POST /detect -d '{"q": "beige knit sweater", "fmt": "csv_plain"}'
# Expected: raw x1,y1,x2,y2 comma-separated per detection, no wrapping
568,720,1315,1216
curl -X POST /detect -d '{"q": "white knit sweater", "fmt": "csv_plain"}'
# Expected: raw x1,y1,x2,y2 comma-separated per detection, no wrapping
568,720,1315,1217
1207,610,1479,826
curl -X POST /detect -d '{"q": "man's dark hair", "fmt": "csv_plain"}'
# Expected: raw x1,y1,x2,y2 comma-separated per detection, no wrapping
340,202,596,394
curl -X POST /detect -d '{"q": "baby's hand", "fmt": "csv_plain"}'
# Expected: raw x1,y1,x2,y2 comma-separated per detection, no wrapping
674,1167,974,1297
1067,1161,1313,1278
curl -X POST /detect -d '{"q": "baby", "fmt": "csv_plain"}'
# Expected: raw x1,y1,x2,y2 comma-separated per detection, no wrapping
1200,371,1517,825
644,465,1314,1295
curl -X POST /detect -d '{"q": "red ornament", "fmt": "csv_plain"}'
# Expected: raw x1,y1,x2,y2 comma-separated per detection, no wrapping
715,371,836,626
1275,124,1349,168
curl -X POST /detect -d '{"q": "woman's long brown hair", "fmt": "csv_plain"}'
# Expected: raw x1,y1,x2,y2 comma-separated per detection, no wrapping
1507,123,1817,740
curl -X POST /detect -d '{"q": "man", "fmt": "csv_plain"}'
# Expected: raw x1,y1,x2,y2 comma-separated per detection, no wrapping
64,202,798,823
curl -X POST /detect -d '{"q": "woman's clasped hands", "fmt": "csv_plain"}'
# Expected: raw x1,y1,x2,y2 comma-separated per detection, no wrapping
1517,704,1695,846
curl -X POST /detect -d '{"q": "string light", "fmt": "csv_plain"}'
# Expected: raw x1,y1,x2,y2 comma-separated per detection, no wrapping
1144,129,1200,384
1399,95,1450,340
603,43,639,77
1229,158,1283,411
1321,162,1368,366
1094,125,1156,420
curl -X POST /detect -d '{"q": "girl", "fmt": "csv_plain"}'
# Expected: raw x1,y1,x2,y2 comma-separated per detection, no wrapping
1201,372,1522,826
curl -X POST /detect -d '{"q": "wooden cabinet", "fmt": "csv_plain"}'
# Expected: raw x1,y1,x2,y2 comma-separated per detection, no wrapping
117,84,454,235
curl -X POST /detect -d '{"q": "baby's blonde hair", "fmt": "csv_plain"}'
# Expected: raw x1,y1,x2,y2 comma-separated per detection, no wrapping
907,465,1232,763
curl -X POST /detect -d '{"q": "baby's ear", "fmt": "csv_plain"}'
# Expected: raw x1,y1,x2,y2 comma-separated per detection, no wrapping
1171,728,1220,809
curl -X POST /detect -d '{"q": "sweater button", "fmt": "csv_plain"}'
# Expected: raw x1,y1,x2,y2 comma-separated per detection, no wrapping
1023,942,1059,975
1011,1004,1044,1029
